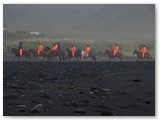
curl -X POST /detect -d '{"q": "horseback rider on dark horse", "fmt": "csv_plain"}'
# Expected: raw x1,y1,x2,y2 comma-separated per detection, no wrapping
12,41,23,60
66,45,83,61
133,45,152,60
47,42,68,61
105,44,124,60
47,42,59,60
12,41,30,60
29,42,44,60
18,41,23,57
113,44,119,57
71,45,76,58
66,45,88,61
83,45,96,61
37,43,43,56
141,45,147,58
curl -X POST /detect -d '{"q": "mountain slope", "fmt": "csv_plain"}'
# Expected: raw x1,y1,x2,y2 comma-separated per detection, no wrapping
3,4,155,41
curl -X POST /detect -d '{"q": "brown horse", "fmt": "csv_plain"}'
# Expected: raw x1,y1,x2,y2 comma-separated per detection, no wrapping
29,47,52,60
133,50,152,60
105,50,124,60
66,48,83,61
48,49,68,61
82,50,96,61
11,48,30,61
11,48,20,60
28,48,38,59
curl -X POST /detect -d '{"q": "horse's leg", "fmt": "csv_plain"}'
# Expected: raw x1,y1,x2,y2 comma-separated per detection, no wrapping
76,55,79,60
113,57,115,61
31,54,34,60
68,57,71,61
119,56,122,61
148,54,152,61
59,55,62,62
76,56,79,61
120,54,124,61
25,56,27,61
62,56,65,61
93,55,96,61
42,54,44,61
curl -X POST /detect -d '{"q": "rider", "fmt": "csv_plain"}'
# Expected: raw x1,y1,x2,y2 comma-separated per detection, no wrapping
48,42,59,53
113,44,119,56
71,45,76,57
18,41,23,56
37,43,43,55
83,45,91,57
57,42,61,50
141,45,147,58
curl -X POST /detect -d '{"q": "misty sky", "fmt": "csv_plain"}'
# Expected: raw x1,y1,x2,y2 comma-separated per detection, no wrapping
3,4,155,41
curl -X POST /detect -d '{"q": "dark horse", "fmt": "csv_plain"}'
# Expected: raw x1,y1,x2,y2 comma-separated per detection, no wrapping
66,48,83,61
29,46,52,60
133,50,152,60
11,48,30,61
48,49,68,61
105,50,124,60
82,50,96,61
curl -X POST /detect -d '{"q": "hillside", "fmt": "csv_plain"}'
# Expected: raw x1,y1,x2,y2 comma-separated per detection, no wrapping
3,4,155,41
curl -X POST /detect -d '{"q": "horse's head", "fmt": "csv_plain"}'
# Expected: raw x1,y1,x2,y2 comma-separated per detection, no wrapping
44,46,50,52
133,50,138,55
66,48,69,51
105,50,111,55
11,48,16,53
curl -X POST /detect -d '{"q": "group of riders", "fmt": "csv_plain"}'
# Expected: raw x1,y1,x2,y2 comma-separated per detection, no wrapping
113,44,147,58
17,41,149,61
18,41,92,59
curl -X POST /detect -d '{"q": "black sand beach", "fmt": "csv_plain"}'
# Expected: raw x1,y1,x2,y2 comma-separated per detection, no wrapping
3,61,155,116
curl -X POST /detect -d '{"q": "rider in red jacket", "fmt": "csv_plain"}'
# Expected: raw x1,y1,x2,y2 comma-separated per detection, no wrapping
141,45,147,58
113,44,119,56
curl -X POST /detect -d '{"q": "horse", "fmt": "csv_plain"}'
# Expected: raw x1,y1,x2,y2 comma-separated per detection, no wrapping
11,48,30,61
66,48,83,61
29,46,52,61
22,50,31,61
11,48,20,60
47,49,68,61
105,50,124,60
28,48,38,60
133,50,152,60
82,49,96,61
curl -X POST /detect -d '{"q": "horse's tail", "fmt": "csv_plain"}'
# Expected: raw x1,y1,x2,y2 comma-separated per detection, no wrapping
122,55,126,61
104,50,109,55
11,48,16,54
148,53,153,60
118,52,125,61
93,54,96,61
121,54,125,60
